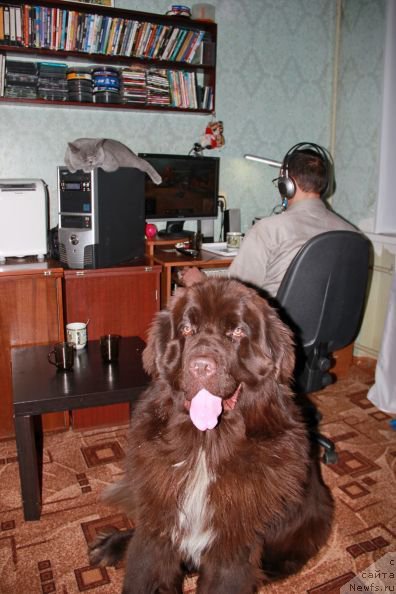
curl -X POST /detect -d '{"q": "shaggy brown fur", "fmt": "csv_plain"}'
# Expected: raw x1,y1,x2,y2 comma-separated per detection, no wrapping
90,278,334,594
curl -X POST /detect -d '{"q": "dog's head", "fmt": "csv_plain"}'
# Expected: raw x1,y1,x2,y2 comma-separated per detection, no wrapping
143,278,295,411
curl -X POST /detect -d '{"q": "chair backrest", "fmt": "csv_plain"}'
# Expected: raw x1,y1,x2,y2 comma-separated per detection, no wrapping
276,230,371,391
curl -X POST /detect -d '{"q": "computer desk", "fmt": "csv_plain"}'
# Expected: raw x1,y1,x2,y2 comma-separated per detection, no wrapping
152,246,233,307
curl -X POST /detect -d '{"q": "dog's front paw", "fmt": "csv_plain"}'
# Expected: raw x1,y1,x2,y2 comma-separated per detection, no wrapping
89,528,134,567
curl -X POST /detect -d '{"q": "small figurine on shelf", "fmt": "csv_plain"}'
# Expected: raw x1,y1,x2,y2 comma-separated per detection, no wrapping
191,118,225,155
200,119,225,149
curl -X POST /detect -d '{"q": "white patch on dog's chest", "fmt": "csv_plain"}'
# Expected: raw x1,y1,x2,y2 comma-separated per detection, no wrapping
172,448,215,566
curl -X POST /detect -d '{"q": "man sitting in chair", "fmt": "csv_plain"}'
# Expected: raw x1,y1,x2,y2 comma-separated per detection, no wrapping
182,142,357,295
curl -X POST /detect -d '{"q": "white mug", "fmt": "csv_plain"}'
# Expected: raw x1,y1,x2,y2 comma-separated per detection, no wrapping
226,232,243,251
66,322,87,350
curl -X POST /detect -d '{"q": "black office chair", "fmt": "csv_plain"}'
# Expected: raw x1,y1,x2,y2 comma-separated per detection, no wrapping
275,230,371,463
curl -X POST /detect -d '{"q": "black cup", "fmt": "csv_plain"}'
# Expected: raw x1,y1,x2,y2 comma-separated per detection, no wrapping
100,334,121,363
48,342,74,371
190,232,203,251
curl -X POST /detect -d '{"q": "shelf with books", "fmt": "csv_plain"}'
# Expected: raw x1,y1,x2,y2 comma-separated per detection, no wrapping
0,0,216,113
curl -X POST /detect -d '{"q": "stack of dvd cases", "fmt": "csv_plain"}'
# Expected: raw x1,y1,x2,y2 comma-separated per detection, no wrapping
92,67,121,104
38,62,68,101
5,61,38,99
146,69,170,107
66,68,93,102
121,67,147,105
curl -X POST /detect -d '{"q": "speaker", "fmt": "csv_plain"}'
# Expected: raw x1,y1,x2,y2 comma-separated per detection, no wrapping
276,142,329,200
224,208,241,238
198,219,215,242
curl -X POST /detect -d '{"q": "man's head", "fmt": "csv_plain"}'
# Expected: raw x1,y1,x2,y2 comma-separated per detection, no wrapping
288,148,328,196
275,143,330,203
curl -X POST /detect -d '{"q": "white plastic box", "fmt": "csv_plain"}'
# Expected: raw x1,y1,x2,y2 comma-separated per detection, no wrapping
0,179,48,263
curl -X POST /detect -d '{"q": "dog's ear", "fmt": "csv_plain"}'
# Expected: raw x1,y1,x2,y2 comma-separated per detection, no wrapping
142,301,185,382
247,292,295,385
143,288,189,378
142,310,174,377
263,305,295,384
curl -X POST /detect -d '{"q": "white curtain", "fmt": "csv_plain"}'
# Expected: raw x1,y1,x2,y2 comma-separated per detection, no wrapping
368,271,396,413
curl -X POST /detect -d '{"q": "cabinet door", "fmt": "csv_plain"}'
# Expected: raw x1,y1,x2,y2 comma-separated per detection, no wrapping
0,271,67,437
64,267,160,429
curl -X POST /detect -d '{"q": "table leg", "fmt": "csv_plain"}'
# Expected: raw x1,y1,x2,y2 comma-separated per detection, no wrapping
14,415,42,521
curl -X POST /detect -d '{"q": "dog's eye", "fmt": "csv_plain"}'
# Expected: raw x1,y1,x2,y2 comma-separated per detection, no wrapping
233,327,245,338
226,326,246,340
181,324,194,336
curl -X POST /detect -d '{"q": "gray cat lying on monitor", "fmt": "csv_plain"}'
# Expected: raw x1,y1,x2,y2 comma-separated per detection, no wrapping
64,138,162,185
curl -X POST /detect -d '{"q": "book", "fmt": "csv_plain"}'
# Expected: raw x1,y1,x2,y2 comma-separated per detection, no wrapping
92,14,103,53
147,24,162,58
185,30,205,63
131,21,144,56
27,5,34,47
138,21,151,56
0,7,4,41
105,15,118,54
3,6,10,41
101,15,112,54
175,29,194,62
143,23,158,57
0,53,5,96
15,6,22,45
125,20,139,56
9,5,16,43
161,27,179,61
155,25,172,59
115,17,128,55
86,13,96,53
110,17,122,55
60,9,68,50
97,15,110,53
169,28,187,61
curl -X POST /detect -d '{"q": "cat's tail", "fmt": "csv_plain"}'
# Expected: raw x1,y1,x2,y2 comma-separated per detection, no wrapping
142,161,162,185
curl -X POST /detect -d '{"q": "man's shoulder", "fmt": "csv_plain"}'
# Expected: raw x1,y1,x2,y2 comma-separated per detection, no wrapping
252,213,288,231
324,207,357,231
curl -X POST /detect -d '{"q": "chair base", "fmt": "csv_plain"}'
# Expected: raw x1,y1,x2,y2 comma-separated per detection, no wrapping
294,393,338,465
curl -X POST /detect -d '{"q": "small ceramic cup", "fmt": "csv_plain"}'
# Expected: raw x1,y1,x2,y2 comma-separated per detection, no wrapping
66,322,88,350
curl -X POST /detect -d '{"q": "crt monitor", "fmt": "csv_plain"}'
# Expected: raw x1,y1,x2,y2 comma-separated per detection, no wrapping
139,153,220,238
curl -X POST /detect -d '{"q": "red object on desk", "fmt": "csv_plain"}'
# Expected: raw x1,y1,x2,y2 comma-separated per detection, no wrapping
145,223,158,239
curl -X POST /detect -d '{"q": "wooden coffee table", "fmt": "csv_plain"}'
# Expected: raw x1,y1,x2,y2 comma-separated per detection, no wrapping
12,337,149,521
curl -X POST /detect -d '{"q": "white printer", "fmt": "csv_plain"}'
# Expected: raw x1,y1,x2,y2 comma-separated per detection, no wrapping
0,179,48,263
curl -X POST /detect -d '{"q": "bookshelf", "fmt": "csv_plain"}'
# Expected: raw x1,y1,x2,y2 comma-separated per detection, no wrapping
0,0,216,113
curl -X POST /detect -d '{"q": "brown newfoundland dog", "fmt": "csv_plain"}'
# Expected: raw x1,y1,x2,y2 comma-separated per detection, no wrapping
90,277,334,594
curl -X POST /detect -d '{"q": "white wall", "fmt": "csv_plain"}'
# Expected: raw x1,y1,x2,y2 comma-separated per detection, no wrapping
0,0,337,236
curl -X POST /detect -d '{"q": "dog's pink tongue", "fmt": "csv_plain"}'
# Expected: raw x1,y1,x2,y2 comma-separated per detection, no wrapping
189,388,222,431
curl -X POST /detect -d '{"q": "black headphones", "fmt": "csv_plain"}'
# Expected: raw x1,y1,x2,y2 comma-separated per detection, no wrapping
276,142,330,201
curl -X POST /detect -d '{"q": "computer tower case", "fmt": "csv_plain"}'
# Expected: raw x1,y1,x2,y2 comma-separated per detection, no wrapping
58,167,145,269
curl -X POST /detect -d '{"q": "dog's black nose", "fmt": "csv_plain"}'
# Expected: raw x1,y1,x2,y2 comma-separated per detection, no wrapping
189,356,217,378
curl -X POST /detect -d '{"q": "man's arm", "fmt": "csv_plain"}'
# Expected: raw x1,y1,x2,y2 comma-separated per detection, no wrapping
178,266,207,286
228,224,268,288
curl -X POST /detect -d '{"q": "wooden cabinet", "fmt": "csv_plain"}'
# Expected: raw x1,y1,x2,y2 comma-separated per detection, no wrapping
63,262,160,428
0,0,217,114
0,261,67,437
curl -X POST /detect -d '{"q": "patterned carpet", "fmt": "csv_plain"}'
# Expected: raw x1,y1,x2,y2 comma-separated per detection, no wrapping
0,363,395,594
